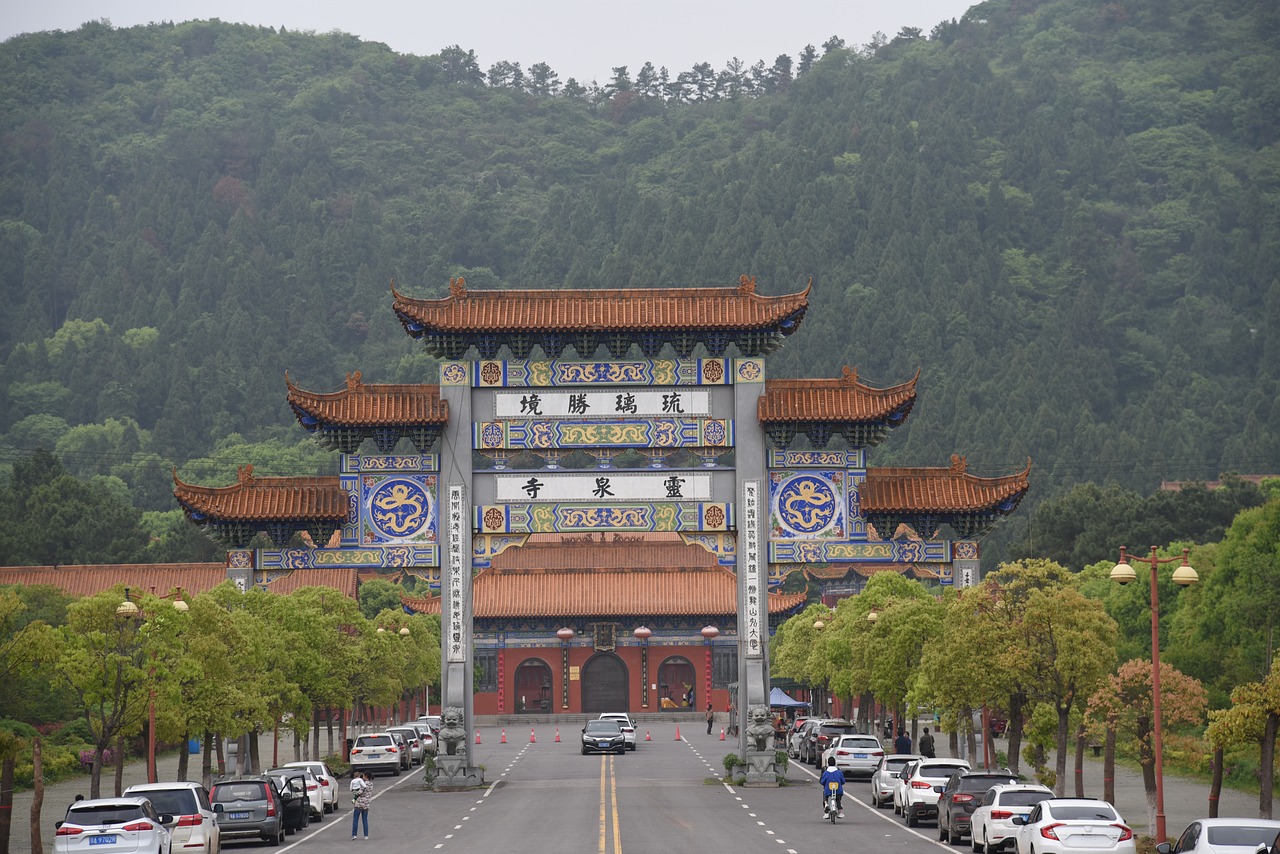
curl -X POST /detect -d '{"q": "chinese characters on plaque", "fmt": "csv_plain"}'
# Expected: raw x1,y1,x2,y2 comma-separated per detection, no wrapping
741,480,763,658
446,484,467,663
495,472,711,503
495,389,711,419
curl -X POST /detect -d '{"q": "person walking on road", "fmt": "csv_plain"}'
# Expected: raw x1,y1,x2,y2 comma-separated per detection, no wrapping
350,771,372,839
919,727,936,758
705,703,715,734
894,728,912,754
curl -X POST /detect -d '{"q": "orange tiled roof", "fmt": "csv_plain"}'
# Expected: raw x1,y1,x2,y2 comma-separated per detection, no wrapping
173,466,347,522
0,564,360,600
757,366,918,423
404,534,806,618
391,276,811,333
286,371,448,427
862,456,1031,512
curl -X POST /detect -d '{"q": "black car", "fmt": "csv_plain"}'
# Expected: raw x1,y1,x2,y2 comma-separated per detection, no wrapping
937,769,1021,844
263,769,311,834
581,719,626,755
210,776,288,845
803,719,857,765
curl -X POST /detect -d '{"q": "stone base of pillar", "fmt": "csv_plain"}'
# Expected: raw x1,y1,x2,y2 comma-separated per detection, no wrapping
743,749,780,787
431,755,483,791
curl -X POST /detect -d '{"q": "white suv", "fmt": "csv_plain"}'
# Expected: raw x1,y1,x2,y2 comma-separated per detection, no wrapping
123,782,219,854
597,713,637,750
349,732,402,776
897,758,970,827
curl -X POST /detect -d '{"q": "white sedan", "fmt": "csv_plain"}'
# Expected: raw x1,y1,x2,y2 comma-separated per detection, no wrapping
970,783,1053,853
1012,798,1134,854
1155,817,1280,854
284,760,341,813
871,754,919,808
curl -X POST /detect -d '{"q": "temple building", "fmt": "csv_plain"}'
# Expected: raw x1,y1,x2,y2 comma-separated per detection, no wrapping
173,276,1030,731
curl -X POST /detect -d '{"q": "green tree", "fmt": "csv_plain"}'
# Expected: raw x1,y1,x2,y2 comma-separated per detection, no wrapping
1206,665,1280,819
357,578,405,621
1018,587,1118,795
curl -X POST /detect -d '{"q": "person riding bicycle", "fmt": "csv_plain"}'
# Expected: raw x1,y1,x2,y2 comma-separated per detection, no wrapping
819,756,846,818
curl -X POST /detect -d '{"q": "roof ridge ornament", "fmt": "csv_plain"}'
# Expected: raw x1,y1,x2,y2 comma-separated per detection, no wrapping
738,274,756,294
345,370,363,391
237,464,256,485
840,365,859,385
449,277,467,298
949,454,967,476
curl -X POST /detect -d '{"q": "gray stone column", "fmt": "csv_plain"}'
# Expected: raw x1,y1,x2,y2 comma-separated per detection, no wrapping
438,363,475,744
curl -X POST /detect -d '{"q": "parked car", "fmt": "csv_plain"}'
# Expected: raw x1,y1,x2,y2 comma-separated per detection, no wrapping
209,776,287,846
417,714,443,735
870,754,920,809
283,760,340,813
581,719,626,755
267,766,323,821
124,781,220,854
408,722,437,755
1011,798,1135,854
969,783,1054,853
388,726,426,765
387,730,413,770
1255,828,1280,854
802,719,857,765
1155,818,1280,854
263,769,310,833
938,769,1023,844
785,717,812,758
820,734,884,778
897,758,970,827
55,796,174,854
892,759,920,814
597,713,638,750
349,732,402,776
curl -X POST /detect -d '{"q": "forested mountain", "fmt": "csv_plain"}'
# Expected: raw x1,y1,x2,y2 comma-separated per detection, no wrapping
1,0,1278,565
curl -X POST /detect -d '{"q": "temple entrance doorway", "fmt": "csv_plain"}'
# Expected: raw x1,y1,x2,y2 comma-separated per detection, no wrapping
514,658,553,713
581,653,629,713
657,656,696,710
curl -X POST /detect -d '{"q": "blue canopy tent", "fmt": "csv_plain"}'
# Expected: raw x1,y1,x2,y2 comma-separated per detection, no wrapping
769,687,809,708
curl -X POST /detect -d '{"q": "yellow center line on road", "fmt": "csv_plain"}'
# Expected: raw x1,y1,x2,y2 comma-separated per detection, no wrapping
596,754,623,854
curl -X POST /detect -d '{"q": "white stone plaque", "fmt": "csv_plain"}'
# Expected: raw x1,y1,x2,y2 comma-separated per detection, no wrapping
446,484,467,663
495,388,711,419
494,472,713,503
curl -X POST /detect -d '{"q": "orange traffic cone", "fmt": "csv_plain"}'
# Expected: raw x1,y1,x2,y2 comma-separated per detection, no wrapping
645,730,652,741
530,728,537,743
554,727,561,742
500,729,507,744
674,726,682,740
475,729,481,744
719,727,726,741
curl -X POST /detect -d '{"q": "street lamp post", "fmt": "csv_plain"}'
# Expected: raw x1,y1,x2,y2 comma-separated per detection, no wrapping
1110,545,1198,843
117,587,188,784
557,628,575,710
634,627,652,708
700,626,719,710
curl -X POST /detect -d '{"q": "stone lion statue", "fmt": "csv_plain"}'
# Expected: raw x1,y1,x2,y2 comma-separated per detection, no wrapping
438,706,468,757
745,704,774,752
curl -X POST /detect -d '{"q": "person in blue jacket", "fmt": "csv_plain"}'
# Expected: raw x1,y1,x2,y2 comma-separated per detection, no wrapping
819,756,846,817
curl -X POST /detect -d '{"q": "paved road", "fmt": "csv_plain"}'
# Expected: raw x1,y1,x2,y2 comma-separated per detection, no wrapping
10,725,1267,853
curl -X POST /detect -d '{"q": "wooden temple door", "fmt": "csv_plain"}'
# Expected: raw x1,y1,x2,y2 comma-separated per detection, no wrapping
581,653,629,713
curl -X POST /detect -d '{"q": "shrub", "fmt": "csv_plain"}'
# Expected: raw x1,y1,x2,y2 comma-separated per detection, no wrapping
0,719,39,739
51,720,93,745
722,752,743,774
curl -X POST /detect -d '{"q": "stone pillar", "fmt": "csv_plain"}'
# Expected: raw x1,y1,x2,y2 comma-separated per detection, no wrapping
733,358,771,772
437,362,480,788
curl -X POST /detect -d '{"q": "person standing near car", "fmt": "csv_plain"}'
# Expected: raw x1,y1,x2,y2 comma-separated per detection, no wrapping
350,772,372,839
919,727,936,758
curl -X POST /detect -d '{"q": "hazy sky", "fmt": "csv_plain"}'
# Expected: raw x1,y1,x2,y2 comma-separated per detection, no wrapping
2,0,977,85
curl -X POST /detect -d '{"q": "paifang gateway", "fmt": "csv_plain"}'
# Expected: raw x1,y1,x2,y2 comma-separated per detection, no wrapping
173,275,1030,770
